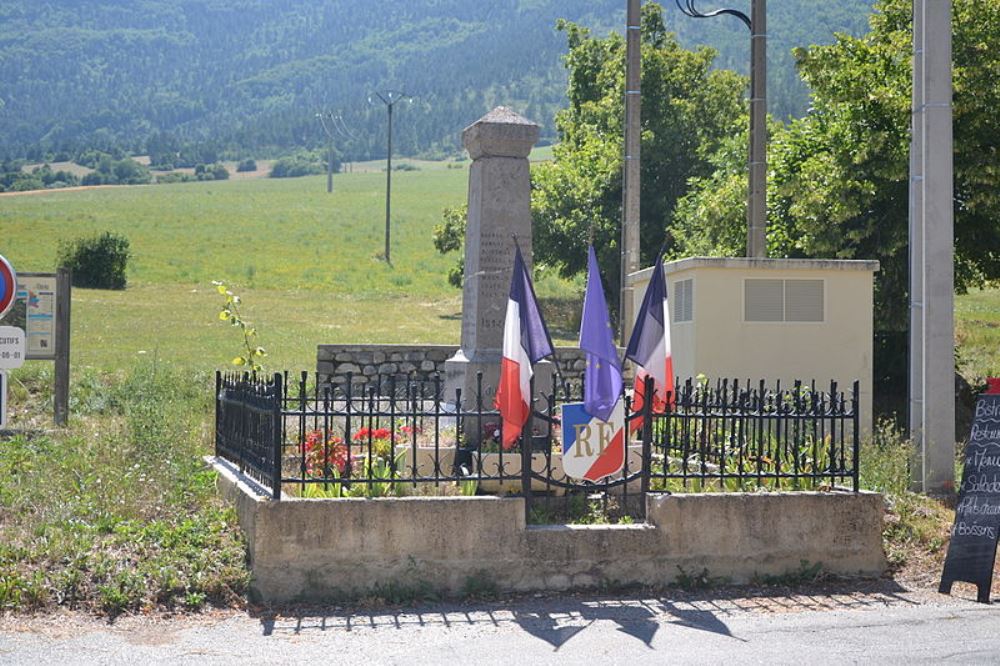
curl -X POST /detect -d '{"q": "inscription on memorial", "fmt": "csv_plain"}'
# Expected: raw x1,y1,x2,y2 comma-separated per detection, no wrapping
940,394,1000,603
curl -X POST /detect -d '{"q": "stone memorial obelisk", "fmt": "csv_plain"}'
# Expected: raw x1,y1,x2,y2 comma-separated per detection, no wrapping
444,107,553,421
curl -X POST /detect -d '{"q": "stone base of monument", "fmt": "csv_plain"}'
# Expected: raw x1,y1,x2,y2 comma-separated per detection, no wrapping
444,352,554,446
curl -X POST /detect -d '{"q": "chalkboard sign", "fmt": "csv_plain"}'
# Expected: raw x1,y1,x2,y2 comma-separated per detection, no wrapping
940,394,1000,603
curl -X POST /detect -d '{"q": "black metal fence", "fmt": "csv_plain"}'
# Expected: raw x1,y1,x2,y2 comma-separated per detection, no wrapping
215,371,860,510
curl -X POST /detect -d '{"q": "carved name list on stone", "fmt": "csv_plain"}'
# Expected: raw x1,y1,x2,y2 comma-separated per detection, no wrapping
444,107,552,424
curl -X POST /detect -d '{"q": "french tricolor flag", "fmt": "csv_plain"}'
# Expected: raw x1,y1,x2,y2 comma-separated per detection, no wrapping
495,245,554,450
625,255,674,427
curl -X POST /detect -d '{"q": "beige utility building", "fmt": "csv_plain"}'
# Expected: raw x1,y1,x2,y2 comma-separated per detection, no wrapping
628,257,880,432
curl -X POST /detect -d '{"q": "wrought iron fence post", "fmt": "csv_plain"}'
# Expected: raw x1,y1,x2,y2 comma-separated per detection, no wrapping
215,371,222,458
640,375,655,503
272,372,283,500
852,380,860,492
522,376,535,518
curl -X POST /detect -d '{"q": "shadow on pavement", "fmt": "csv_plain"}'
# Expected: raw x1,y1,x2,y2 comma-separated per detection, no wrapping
254,578,916,652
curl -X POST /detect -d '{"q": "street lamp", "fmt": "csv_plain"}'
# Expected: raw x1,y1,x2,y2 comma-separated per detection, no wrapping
676,0,767,258
368,91,411,265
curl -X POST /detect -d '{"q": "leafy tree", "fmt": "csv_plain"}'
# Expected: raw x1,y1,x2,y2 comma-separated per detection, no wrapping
673,0,1000,332
529,3,746,308
432,204,468,288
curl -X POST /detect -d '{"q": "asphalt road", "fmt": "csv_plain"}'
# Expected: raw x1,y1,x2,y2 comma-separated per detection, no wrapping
2,592,998,665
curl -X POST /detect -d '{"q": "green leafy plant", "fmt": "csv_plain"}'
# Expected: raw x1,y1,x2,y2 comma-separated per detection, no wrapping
458,468,478,497
752,560,826,587
674,565,727,590
213,281,266,372
58,231,131,290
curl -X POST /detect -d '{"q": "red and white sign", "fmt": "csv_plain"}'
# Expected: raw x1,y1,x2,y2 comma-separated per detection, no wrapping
0,255,16,319
561,399,626,482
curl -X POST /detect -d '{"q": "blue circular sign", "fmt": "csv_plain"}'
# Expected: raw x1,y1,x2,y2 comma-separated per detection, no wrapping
0,254,16,319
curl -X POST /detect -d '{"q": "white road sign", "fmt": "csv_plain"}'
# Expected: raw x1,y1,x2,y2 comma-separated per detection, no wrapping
0,326,26,369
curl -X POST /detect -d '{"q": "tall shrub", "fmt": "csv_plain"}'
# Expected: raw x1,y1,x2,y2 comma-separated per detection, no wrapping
58,231,131,289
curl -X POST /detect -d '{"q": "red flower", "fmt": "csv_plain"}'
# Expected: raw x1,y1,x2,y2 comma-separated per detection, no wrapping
302,429,349,476
353,426,391,441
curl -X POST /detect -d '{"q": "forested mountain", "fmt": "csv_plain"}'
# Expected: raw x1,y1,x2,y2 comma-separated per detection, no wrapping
0,1,874,161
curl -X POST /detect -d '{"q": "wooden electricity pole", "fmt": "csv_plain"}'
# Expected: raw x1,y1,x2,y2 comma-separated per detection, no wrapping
676,0,767,258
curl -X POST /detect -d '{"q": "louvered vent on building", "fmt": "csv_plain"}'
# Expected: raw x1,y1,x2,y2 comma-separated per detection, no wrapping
673,278,694,323
744,279,824,323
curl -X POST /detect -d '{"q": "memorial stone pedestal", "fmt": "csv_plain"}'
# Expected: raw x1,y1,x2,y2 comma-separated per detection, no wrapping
444,108,552,438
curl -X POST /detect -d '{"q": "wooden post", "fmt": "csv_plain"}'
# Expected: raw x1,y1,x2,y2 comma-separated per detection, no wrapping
54,267,71,426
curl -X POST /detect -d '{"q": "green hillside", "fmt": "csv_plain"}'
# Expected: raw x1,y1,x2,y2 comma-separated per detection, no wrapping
0,0,874,161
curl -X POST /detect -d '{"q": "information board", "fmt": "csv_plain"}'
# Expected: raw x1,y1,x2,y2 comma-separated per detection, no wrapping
939,394,1000,603
0,273,57,360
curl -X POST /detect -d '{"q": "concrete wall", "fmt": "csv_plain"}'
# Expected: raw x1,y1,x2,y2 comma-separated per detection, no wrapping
211,457,887,604
317,344,589,389
628,258,879,432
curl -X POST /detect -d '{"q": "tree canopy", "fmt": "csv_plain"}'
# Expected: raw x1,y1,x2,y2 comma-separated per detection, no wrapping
673,0,1000,331
0,0,873,162
528,4,747,311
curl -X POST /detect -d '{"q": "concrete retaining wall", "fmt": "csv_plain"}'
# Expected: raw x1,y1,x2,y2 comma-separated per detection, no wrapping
317,344,588,387
211,457,887,604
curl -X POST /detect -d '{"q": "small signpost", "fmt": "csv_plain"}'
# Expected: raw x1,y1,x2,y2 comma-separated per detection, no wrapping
0,255,70,427
561,400,626,482
0,327,25,428
0,256,18,429
939,392,1000,603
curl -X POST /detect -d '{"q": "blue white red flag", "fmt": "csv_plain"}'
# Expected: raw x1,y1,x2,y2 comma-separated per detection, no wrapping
580,245,622,422
625,255,674,429
495,245,554,450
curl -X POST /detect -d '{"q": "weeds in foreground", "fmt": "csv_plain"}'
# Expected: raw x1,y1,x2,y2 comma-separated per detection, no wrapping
0,363,248,615
673,566,729,590
858,418,954,573
527,494,638,525
752,560,827,587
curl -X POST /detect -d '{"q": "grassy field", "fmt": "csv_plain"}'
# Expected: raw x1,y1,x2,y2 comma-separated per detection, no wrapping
0,167,581,374
0,165,996,377
955,287,1000,382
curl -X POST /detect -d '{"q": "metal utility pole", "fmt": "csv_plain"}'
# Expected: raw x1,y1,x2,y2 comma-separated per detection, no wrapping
909,0,955,494
369,91,410,265
676,0,767,258
621,0,642,344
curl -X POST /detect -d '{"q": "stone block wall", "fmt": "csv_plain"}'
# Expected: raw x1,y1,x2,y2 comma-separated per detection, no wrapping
211,456,888,604
317,344,589,388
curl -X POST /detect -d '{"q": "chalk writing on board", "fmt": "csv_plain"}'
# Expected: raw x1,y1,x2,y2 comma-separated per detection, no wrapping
940,394,1000,603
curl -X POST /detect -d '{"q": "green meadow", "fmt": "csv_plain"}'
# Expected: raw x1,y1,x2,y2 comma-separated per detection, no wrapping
1,166,580,374
0,165,997,380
